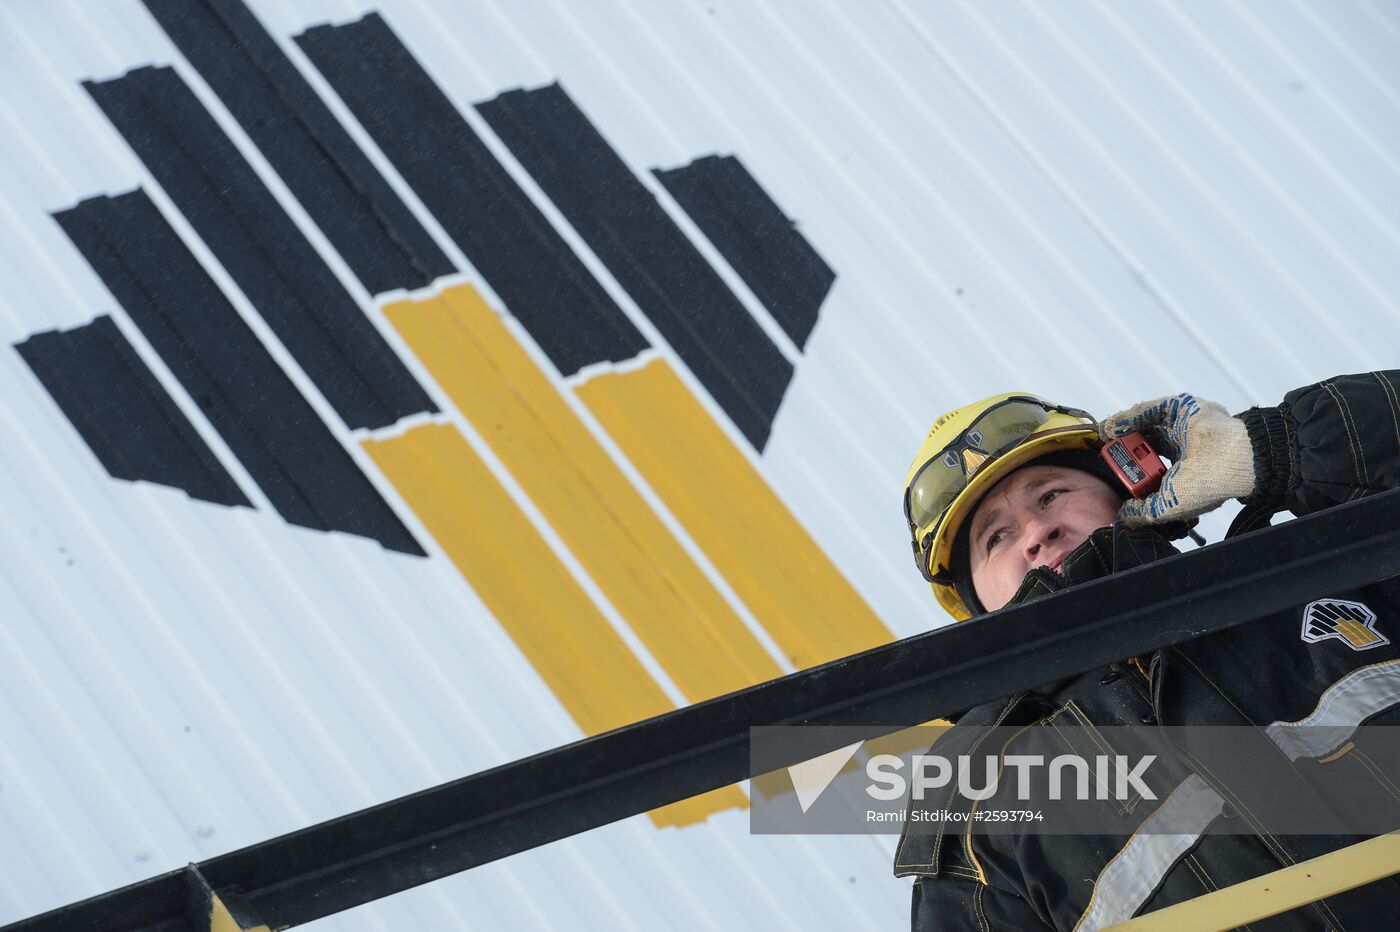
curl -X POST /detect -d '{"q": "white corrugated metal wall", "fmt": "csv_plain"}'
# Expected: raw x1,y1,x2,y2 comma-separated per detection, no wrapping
0,0,1397,928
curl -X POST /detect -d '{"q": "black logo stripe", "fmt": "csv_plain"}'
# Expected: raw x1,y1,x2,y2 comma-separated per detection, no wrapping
15,315,252,509
296,14,649,378
477,83,793,451
654,155,833,353
1312,602,1344,622
140,0,455,296
84,66,436,431
55,191,425,555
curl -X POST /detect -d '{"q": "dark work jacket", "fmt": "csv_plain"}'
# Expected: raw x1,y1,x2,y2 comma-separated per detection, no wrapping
895,371,1400,931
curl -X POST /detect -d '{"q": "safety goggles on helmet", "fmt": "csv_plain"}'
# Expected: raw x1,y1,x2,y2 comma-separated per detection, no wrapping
904,396,1095,584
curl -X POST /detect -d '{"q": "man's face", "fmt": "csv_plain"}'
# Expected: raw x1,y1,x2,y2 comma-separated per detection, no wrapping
967,464,1123,612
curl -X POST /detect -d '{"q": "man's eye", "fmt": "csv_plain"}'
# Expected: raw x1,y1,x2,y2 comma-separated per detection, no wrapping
1040,489,1065,508
985,529,1007,552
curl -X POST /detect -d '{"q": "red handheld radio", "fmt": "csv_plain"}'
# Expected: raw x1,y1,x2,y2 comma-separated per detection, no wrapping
1100,431,1167,498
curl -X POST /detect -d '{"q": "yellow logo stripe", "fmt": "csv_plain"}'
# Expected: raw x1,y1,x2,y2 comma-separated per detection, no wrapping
384,286,784,701
364,423,744,825
577,358,893,670
364,423,672,732
961,448,989,473
1336,618,1381,648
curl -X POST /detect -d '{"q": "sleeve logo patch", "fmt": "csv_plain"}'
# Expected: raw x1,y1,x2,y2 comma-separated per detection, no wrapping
1301,599,1388,651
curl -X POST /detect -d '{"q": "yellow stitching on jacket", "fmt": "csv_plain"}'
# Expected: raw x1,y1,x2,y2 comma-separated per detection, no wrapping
1182,854,1214,901
896,694,1023,872
1351,748,1400,805
1280,406,1296,494
965,720,1044,886
1322,380,1366,486
1062,700,1135,815
1170,647,1258,725
973,883,990,932
1371,371,1400,460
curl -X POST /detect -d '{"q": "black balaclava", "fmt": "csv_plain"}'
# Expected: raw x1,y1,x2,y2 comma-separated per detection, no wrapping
951,449,1127,616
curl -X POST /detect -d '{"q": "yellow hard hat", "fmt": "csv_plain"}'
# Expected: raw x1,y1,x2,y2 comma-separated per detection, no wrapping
903,393,1100,620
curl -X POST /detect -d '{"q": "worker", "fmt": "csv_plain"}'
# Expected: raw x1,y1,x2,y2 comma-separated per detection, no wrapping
895,372,1400,930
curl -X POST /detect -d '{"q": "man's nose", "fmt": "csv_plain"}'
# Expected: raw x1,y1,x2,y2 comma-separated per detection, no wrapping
1023,519,1061,560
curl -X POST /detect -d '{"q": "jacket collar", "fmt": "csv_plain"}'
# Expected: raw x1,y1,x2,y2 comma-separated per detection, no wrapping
996,524,1181,699
1006,523,1182,608
941,525,1181,721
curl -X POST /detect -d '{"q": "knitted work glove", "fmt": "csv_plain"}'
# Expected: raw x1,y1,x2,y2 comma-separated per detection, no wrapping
1100,393,1257,525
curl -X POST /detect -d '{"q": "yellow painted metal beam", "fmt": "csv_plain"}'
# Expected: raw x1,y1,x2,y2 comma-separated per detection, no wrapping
577,357,892,670
207,893,270,932
1109,831,1400,931
183,863,272,932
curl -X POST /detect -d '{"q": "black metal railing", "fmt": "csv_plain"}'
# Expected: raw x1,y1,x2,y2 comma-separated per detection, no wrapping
10,488,1400,932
